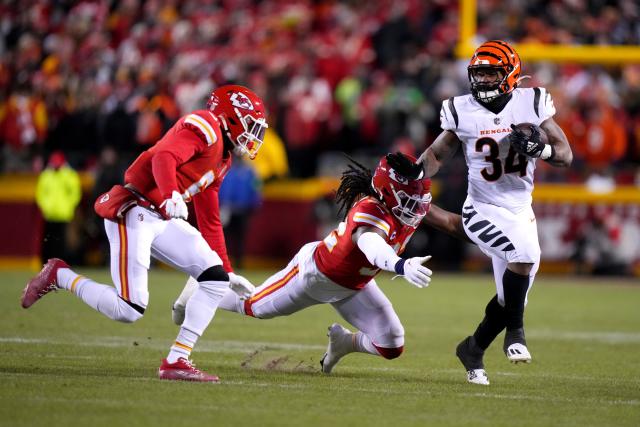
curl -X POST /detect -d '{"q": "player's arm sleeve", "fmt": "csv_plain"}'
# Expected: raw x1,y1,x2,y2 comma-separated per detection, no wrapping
183,113,219,146
193,184,233,272
356,231,403,273
352,209,391,237
535,87,556,122
151,129,204,199
439,98,458,132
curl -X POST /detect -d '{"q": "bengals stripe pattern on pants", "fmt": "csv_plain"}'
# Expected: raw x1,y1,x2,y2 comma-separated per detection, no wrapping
462,204,515,251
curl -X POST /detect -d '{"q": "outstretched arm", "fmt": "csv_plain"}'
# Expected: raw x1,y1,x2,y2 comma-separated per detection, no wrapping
417,130,461,177
540,117,573,168
352,226,432,288
423,204,472,244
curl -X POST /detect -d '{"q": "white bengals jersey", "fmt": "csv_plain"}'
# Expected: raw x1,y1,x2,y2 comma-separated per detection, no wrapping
440,87,555,212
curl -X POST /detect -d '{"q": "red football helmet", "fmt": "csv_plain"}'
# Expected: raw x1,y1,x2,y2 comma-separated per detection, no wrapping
372,154,432,227
468,40,522,103
207,85,268,159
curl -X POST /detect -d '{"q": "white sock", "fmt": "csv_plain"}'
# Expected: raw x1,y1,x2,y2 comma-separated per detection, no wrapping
354,331,380,355
57,270,141,323
167,328,198,363
56,268,79,290
167,280,228,362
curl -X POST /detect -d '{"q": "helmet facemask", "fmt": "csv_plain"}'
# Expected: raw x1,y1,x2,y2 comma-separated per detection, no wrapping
469,66,508,103
226,108,268,159
390,185,432,227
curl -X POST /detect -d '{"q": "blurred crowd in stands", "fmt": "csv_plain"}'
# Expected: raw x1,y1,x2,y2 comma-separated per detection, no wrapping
0,0,639,183
1,0,639,274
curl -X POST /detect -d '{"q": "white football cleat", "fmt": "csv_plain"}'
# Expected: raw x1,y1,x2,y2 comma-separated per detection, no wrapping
505,343,532,364
171,276,199,325
504,328,532,364
466,368,490,386
456,336,490,385
320,323,354,374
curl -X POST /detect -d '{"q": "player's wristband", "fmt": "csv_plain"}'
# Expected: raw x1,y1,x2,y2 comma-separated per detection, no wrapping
541,144,555,161
394,259,406,275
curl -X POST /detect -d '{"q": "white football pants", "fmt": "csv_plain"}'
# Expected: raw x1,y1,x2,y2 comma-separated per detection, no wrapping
462,196,541,305
104,206,222,308
220,242,405,349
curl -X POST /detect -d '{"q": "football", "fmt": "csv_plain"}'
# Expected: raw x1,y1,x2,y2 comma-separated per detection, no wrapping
512,122,549,145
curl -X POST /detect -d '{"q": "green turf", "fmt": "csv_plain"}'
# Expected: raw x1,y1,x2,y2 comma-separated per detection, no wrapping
1,269,638,427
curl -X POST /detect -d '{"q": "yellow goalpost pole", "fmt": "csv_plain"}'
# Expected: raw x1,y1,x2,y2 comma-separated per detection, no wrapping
455,0,640,64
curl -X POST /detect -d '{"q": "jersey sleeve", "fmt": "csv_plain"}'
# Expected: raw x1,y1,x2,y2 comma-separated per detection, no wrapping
151,128,204,199
192,183,233,272
182,111,222,146
350,199,394,238
439,97,458,131
537,87,556,121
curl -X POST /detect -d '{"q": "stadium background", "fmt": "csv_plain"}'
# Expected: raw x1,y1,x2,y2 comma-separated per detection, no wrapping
1,0,639,277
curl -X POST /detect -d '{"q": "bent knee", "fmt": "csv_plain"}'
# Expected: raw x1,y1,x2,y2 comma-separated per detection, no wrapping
197,265,229,283
114,309,143,323
375,345,404,360
114,298,145,323
390,322,405,340
507,262,535,276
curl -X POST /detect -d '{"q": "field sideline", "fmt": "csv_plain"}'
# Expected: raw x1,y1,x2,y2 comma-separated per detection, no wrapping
1,269,638,427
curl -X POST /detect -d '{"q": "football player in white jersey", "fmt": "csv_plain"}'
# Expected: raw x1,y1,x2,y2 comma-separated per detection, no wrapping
419,40,573,385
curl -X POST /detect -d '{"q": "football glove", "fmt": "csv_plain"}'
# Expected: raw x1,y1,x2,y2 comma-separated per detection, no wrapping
160,191,188,220
228,272,255,300
386,152,424,179
508,123,549,158
393,255,432,288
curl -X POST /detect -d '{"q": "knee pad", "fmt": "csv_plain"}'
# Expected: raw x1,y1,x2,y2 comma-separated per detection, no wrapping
114,297,145,323
375,345,404,360
197,265,229,283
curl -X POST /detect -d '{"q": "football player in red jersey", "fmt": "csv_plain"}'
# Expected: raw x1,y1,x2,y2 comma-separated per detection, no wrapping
21,85,269,382
172,152,469,373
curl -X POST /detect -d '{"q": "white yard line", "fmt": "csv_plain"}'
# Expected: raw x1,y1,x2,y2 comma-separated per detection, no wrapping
3,370,638,408
0,336,325,352
2,334,639,409
5,373,638,407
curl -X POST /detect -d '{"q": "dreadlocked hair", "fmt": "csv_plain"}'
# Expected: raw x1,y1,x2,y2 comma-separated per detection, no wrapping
335,156,377,218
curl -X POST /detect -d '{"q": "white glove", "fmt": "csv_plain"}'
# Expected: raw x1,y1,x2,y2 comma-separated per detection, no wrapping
228,272,255,300
160,190,188,220
396,255,432,288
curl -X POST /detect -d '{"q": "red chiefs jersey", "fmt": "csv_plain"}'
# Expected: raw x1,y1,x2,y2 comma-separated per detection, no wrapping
313,196,417,290
124,109,234,271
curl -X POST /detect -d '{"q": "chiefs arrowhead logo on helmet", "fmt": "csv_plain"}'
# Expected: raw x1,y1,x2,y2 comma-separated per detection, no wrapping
230,92,254,111
388,168,409,185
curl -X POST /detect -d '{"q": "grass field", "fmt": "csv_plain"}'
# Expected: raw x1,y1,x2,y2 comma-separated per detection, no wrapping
1,269,638,427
